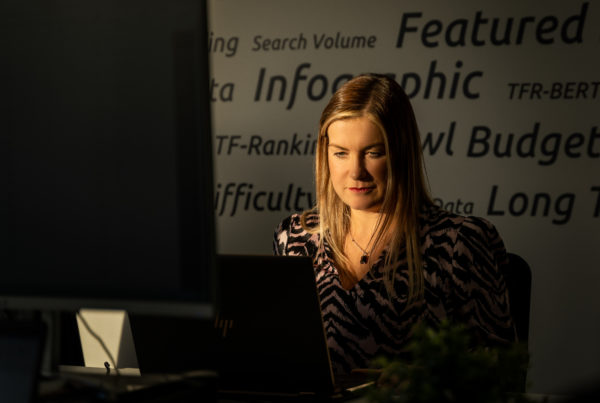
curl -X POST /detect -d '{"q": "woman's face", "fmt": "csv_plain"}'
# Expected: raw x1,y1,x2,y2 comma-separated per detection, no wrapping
327,117,388,213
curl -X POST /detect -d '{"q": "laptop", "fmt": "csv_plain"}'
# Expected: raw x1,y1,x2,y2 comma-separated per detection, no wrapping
128,254,374,399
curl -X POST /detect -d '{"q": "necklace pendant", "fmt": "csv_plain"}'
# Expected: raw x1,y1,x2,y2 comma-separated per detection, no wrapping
360,254,369,265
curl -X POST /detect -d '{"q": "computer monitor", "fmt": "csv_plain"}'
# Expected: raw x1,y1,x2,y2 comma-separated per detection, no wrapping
0,0,215,318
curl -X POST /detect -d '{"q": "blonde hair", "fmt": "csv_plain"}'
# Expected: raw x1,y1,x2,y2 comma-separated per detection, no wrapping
301,74,433,302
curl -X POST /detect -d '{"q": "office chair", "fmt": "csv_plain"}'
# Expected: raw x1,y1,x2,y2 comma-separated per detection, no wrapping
503,253,532,343
502,253,532,393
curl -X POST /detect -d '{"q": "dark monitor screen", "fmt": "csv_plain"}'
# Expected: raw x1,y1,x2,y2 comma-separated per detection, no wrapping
0,0,215,316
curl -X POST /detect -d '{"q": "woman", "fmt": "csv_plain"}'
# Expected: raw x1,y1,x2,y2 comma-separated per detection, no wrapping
273,74,515,374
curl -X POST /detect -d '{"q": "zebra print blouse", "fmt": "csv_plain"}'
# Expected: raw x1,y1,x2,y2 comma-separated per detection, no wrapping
273,205,516,374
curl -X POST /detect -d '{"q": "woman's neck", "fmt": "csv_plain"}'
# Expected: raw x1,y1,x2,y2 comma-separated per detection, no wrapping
349,209,383,245
339,209,386,289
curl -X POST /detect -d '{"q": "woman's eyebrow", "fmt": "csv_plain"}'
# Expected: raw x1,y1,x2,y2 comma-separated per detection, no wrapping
327,143,348,150
327,142,385,150
363,142,385,150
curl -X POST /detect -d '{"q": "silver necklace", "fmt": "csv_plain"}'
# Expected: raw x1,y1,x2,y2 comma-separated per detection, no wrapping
350,232,376,265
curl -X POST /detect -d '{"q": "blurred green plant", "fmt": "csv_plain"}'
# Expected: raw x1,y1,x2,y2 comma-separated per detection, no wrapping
368,321,530,403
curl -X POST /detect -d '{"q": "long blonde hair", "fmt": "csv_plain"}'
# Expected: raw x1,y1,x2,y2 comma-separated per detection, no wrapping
301,74,433,302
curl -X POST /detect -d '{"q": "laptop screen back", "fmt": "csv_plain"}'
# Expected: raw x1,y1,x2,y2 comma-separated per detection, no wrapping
129,255,335,394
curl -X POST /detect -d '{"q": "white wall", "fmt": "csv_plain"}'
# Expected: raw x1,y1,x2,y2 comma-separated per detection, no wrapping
208,0,600,394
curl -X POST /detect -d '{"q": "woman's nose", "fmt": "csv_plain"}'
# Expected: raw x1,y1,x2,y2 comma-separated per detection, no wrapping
349,155,368,180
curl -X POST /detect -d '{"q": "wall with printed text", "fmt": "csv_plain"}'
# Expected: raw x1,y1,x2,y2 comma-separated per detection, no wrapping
208,0,600,394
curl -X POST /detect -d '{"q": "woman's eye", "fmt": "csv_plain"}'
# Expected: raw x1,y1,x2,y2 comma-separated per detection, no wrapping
333,151,347,157
367,151,385,158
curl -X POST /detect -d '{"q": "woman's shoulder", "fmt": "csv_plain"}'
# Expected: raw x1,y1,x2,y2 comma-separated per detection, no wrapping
275,210,319,234
421,206,508,265
420,204,504,251
419,205,464,239
273,210,320,256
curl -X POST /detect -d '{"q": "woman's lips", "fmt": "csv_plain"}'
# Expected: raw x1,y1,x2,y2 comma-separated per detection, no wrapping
348,186,375,193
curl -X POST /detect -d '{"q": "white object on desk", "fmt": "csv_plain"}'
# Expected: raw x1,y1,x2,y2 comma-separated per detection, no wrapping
76,309,139,372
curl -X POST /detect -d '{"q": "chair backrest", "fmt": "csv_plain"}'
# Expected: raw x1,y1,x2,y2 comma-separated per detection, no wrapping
502,253,532,343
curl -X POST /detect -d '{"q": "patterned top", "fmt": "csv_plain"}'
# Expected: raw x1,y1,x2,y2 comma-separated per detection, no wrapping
273,205,516,374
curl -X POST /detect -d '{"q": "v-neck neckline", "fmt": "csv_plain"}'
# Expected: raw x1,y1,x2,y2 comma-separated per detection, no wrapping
321,237,389,291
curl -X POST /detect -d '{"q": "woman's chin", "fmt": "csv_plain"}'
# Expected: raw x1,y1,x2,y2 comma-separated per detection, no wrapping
345,200,383,213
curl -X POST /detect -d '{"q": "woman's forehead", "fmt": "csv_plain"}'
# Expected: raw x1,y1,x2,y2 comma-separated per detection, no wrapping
327,117,384,146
